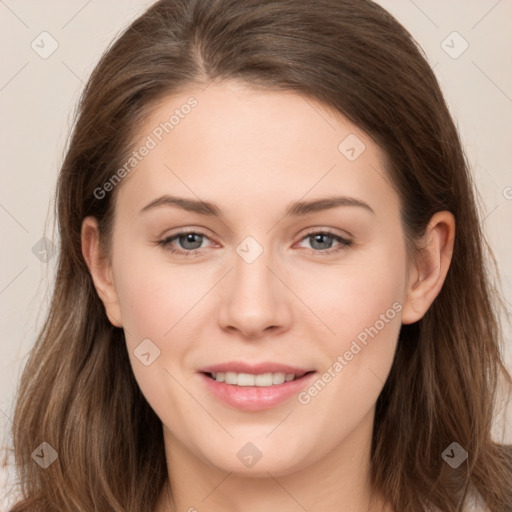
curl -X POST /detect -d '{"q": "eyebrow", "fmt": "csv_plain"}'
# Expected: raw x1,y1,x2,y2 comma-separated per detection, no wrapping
139,194,375,217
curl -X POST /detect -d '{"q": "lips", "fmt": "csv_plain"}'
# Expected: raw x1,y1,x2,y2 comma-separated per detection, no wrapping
198,361,316,411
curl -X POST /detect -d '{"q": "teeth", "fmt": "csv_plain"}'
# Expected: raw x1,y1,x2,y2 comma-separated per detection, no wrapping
210,371,300,386
272,373,286,385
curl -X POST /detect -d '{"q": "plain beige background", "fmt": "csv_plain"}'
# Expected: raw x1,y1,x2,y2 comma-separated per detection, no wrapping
1,0,511,508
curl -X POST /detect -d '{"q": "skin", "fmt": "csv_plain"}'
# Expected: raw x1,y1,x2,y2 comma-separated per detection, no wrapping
82,80,455,512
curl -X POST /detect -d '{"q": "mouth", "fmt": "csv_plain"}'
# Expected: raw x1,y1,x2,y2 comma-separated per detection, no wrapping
203,370,314,386
198,365,317,411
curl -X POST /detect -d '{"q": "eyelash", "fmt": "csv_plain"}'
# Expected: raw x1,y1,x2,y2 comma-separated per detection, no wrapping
156,229,353,257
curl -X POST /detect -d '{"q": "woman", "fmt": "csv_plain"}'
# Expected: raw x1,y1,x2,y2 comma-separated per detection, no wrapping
9,0,512,510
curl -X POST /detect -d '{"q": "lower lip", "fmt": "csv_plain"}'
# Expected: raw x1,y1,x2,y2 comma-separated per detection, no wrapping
199,372,317,411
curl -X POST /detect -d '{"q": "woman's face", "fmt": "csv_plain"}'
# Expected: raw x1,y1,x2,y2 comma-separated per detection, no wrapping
94,80,417,476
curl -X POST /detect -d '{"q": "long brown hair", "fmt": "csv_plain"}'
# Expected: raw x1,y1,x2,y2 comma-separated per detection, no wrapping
9,0,512,510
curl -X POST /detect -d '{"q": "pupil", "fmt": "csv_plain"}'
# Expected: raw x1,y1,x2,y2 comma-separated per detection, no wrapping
312,234,332,250
181,233,202,250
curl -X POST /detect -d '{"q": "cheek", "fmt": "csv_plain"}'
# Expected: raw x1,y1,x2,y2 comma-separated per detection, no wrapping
111,246,221,401
112,245,210,343
291,251,405,449
110,248,207,420
295,241,406,344
295,238,406,408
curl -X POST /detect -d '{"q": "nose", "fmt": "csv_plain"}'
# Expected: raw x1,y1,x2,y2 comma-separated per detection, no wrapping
217,245,293,340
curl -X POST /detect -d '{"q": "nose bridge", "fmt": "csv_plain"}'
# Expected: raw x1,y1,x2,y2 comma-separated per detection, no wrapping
235,243,272,297
218,234,291,337
232,235,278,309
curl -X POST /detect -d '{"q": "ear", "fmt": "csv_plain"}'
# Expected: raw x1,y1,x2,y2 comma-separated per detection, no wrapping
81,216,123,327
401,211,455,325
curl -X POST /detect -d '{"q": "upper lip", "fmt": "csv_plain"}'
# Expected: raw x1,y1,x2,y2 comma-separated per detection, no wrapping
199,361,314,376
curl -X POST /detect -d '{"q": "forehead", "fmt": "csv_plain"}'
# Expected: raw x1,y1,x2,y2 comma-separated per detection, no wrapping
114,80,398,221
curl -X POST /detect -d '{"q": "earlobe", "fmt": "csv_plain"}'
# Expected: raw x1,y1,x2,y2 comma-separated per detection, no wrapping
81,216,123,328
401,211,455,325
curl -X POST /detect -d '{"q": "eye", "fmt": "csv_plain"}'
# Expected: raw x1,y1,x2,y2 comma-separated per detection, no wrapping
296,230,353,255
157,230,213,256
